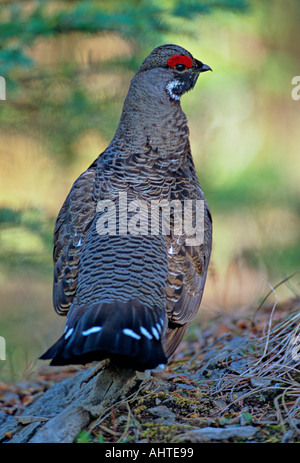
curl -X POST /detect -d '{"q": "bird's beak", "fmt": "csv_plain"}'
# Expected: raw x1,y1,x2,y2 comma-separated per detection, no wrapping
200,63,212,73
195,59,212,73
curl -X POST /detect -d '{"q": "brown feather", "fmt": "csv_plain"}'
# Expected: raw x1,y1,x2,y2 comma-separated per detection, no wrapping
42,44,213,370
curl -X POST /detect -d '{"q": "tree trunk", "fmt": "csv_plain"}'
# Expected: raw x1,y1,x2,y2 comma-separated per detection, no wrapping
0,363,139,443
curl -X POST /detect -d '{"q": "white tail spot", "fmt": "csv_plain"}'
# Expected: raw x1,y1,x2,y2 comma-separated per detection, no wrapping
156,322,162,333
123,328,141,340
65,328,74,339
140,326,153,340
82,326,102,336
151,326,160,340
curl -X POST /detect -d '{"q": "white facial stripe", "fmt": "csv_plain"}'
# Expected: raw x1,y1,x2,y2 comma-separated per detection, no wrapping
123,328,141,340
82,326,102,336
140,326,153,340
166,79,183,101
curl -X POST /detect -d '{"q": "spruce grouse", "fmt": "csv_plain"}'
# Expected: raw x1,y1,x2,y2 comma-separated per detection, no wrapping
40,44,213,374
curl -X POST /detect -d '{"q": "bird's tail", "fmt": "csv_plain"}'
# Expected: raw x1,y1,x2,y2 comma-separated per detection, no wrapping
40,300,167,371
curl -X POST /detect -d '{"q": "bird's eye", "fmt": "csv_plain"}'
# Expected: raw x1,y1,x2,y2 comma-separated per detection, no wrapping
175,63,187,72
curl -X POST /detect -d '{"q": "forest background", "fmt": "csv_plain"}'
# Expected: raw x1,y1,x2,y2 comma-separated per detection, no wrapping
0,0,299,382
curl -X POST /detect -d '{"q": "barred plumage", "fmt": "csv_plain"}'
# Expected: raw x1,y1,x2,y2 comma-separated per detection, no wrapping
40,44,212,373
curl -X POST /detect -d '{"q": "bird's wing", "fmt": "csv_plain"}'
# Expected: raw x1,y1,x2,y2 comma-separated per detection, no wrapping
53,166,97,315
164,177,212,358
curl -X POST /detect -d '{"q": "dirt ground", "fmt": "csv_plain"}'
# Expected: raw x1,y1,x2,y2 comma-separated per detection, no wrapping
0,298,299,443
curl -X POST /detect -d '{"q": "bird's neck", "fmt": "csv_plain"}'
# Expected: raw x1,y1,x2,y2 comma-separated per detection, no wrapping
102,77,191,175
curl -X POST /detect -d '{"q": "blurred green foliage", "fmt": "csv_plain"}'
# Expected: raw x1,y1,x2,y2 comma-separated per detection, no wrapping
0,0,300,381
0,0,249,161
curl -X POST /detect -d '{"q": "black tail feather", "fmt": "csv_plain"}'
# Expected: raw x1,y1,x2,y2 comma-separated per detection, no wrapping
40,300,167,371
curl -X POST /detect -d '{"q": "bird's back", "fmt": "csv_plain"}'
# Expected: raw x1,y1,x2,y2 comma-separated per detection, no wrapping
40,44,212,373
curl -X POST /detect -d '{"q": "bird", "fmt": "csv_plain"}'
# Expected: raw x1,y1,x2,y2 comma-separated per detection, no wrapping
40,44,212,375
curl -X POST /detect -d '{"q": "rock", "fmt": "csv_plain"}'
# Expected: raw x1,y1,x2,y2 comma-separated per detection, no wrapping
229,356,256,373
15,416,49,425
281,429,295,443
175,425,258,442
148,405,177,424
250,376,272,388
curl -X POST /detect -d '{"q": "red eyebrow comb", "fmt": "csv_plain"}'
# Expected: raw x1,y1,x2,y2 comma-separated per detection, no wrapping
167,55,193,69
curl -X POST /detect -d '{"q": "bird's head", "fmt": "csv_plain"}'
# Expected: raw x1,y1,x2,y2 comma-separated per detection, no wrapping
137,44,212,102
